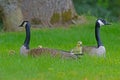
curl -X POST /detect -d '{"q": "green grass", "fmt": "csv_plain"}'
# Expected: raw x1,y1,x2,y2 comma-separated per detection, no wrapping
0,18,120,80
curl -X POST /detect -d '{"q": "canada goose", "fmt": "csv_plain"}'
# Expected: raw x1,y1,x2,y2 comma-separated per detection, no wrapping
83,19,110,57
19,21,78,59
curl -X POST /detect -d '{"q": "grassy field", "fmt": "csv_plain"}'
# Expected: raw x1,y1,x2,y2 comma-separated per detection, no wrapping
0,18,120,80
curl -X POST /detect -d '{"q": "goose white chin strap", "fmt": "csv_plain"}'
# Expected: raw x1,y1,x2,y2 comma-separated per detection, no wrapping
23,22,27,27
98,20,104,26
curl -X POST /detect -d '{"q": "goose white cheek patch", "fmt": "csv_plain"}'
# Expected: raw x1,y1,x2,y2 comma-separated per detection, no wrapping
98,20,104,26
23,22,27,27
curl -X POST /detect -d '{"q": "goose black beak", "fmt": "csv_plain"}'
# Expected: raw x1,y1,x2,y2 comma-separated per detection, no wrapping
105,22,111,25
19,25,23,27
106,23,111,25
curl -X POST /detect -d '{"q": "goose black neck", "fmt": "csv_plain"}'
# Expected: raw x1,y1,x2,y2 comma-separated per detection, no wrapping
24,22,30,49
95,22,103,47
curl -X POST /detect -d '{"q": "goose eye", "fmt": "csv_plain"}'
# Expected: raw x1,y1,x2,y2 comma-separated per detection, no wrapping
101,19,107,24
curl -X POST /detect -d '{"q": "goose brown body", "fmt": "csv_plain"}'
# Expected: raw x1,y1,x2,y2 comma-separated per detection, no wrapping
29,48,77,59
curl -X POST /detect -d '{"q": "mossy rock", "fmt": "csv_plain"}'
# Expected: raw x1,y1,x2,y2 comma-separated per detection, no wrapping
50,13,60,24
50,9,78,25
31,18,42,25
62,9,72,23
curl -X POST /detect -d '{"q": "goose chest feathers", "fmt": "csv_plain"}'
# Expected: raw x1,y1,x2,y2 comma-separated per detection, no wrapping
83,46,106,57
83,19,110,57
19,21,78,59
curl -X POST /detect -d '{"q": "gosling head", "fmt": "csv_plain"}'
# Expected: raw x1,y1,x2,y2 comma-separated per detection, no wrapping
19,21,29,27
9,50,16,55
96,19,111,26
77,41,82,47
38,45,42,48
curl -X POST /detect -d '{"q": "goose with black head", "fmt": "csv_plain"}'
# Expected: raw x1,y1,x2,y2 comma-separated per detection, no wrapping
83,19,111,57
19,21,78,59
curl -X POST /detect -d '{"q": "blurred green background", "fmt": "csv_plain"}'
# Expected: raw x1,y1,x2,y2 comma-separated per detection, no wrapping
73,0,120,21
